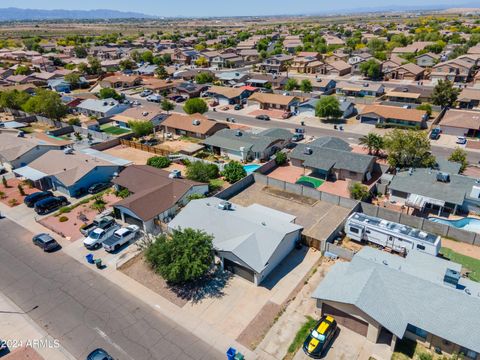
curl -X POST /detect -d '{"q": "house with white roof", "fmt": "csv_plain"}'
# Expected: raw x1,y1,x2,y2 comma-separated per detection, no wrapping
76,98,129,118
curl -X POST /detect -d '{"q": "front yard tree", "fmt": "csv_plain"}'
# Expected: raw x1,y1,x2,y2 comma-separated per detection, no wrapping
315,96,342,120
128,120,154,137
448,147,468,173
145,228,214,284
64,73,81,89
155,66,169,80
161,98,175,114
195,57,209,68
195,71,214,84
284,78,298,92
222,161,247,184
147,156,171,169
349,182,370,201
432,80,460,108
299,79,313,94
383,129,436,169
359,133,384,155
183,98,208,115
22,89,68,120
359,59,382,80
186,161,219,183
99,88,121,100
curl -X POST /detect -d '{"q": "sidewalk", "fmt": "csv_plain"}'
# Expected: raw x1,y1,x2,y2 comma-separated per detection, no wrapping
0,291,76,360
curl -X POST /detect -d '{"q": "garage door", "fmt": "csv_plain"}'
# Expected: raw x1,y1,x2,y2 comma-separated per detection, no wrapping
322,304,369,337
224,258,255,283
360,116,378,124
124,213,144,229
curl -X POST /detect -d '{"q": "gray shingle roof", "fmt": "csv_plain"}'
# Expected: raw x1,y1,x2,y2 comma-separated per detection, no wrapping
389,169,475,206
167,198,303,274
312,247,480,353
202,128,286,153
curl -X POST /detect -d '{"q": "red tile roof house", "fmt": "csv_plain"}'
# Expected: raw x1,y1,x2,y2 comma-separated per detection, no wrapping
383,63,425,81
161,113,229,139
358,105,429,129
439,109,480,137
99,74,142,89
112,165,209,232
247,92,301,112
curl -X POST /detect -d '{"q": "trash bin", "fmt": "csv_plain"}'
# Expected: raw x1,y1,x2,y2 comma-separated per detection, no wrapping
226,347,236,360
234,353,244,360
86,254,94,264
95,259,102,269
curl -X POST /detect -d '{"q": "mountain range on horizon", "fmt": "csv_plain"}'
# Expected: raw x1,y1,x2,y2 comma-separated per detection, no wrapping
0,4,479,21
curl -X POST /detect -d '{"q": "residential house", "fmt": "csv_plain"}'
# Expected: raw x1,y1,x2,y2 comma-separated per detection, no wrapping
133,64,158,76
348,53,375,75
259,54,294,74
247,93,300,112
112,165,209,231
431,59,475,83
210,52,244,69
245,74,288,89
336,81,385,97
100,74,142,89
238,49,260,64
172,49,199,65
384,85,433,104
439,109,480,136
291,53,323,74
174,82,208,98
5,74,34,85
161,113,229,139
457,88,480,109
415,52,440,68
391,41,434,54
358,105,428,129
14,149,125,197
312,247,480,359
111,104,165,129
321,60,351,76
298,98,356,119
290,137,375,182
0,131,72,171
48,76,88,93
168,197,303,285
76,98,129,118
323,35,345,46
202,128,293,161
310,78,337,94
206,85,252,105
383,63,425,81
215,72,250,86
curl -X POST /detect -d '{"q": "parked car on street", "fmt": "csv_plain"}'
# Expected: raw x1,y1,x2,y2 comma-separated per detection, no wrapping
303,315,338,359
457,136,467,145
234,104,243,110
83,224,120,250
103,225,140,252
256,114,270,121
146,94,161,103
140,89,153,97
86,348,113,360
87,182,111,194
429,128,441,140
34,196,68,215
80,216,117,236
292,133,305,142
282,111,293,119
32,233,60,252
24,191,53,208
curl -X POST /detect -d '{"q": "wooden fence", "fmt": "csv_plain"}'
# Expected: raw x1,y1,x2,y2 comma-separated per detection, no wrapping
119,139,172,156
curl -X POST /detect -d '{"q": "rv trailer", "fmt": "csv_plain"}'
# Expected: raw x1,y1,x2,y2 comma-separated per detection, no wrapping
345,212,441,256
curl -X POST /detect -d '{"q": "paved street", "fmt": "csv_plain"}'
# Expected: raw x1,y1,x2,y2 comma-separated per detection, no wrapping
0,218,223,360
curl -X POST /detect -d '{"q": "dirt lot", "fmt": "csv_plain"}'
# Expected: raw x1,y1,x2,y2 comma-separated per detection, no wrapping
0,179,36,207
2,347,44,360
103,145,152,165
156,139,204,154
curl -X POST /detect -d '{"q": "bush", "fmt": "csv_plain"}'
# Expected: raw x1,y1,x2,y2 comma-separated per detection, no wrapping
67,117,81,126
222,161,246,184
416,103,433,117
275,152,287,166
58,206,72,214
59,216,69,222
116,188,130,199
183,98,208,115
186,161,219,183
147,156,171,169
418,353,433,360
0,191,5,199
8,198,18,207
17,184,25,196
187,193,206,201
349,182,370,201
128,120,154,137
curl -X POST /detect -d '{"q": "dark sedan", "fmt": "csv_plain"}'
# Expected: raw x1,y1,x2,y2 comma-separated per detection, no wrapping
87,183,111,194
255,114,270,121
24,191,53,208
32,233,60,252
87,348,114,360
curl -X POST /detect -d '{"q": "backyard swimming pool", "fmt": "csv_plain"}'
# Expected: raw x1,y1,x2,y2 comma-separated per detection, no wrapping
428,217,480,234
243,164,261,174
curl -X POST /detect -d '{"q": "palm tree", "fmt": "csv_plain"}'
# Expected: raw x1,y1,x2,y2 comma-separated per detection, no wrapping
359,133,384,155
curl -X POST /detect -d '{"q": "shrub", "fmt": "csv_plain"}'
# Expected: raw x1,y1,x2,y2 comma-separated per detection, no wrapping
58,206,72,214
222,161,246,184
59,216,69,222
416,103,433,117
186,161,219,183
187,193,206,201
274,152,287,166
418,353,433,360
18,184,25,196
2,176,7,188
0,191,5,199
183,98,208,115
8,198,18,207
349,182,370,201
147,156,171,169
116,188,130,199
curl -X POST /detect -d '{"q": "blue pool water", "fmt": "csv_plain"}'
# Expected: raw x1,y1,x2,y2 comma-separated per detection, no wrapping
243,164,261,174
428,217,480,234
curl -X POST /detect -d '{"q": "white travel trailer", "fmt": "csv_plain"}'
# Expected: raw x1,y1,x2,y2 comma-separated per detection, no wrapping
345,212,441,256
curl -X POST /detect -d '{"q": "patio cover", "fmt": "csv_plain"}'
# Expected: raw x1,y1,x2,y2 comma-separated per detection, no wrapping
406,193,445,210
14,166,47,181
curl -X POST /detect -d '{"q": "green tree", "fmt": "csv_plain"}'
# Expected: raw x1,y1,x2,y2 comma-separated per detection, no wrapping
99,87,121,100
145,228,214,283
359,59,382,79
195,72,214,84
431,80,460,108
22,89,68,119
195,56,209,68
299,79,313,94
359,133,384,155
147,156,171,168
128,120,154,137
74,46,88,58
64,73,81,89
284,78,298,91
155,65,169,80
315,96,342,120
349,182,370,201
14,65,30,75
275,151,288,165
183,98,208,115
90,195,107,213
416,103,433,117
448,147,468,173
383,129,436,169
161,98,175,114
87,56,102,75
186,161,219,182
67,117,81,126
119,59,135,70
222,161,247,184
141,50,154,64
0,90,30,110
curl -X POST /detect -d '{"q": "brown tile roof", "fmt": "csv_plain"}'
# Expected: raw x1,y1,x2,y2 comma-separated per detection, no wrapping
440,109,480,129
113,165,204,220
161,113,228,134
102,74,141,84
112,104,162,122
327,60,351,71
459,88,480,102
208,85,246,99
248,92,299,106
360,105,426,123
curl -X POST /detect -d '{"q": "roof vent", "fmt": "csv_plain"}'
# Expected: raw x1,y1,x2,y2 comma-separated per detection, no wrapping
110,101,114,106
402,87,409,92
235,130,242,137
103,101,108,106
218,201,232,210
304,147,313,155
261,221,266,226
436,172,450,183
444,268,460,288
382,260,388,266
192,119,201,126
408,168,413,176
142,111,149,116
363,83,369,87
465,288,472,295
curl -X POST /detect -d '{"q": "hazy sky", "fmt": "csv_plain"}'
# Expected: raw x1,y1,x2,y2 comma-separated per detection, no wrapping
1,0,467,16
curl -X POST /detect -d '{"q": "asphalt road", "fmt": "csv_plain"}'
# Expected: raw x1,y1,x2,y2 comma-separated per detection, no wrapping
0,219,223,360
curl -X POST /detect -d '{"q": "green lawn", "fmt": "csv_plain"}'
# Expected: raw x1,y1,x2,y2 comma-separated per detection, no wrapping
100,125,131,135
286,316,316,358
296,176,324,188
209,178,225,191
440,247,480,282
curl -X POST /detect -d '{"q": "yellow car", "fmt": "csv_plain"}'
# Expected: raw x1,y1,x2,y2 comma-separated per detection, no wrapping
303,315,338,358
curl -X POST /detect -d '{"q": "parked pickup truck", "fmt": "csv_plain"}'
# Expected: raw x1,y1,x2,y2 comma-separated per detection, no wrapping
80,216,116,236
103,225,140,252
83,224,120,250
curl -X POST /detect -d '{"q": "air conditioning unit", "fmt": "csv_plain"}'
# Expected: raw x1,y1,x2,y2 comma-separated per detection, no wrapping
218,201,232,210
235,130,242,136
142,112,149,116
192,119,201,126
304,147,312,155
437,172,450,183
